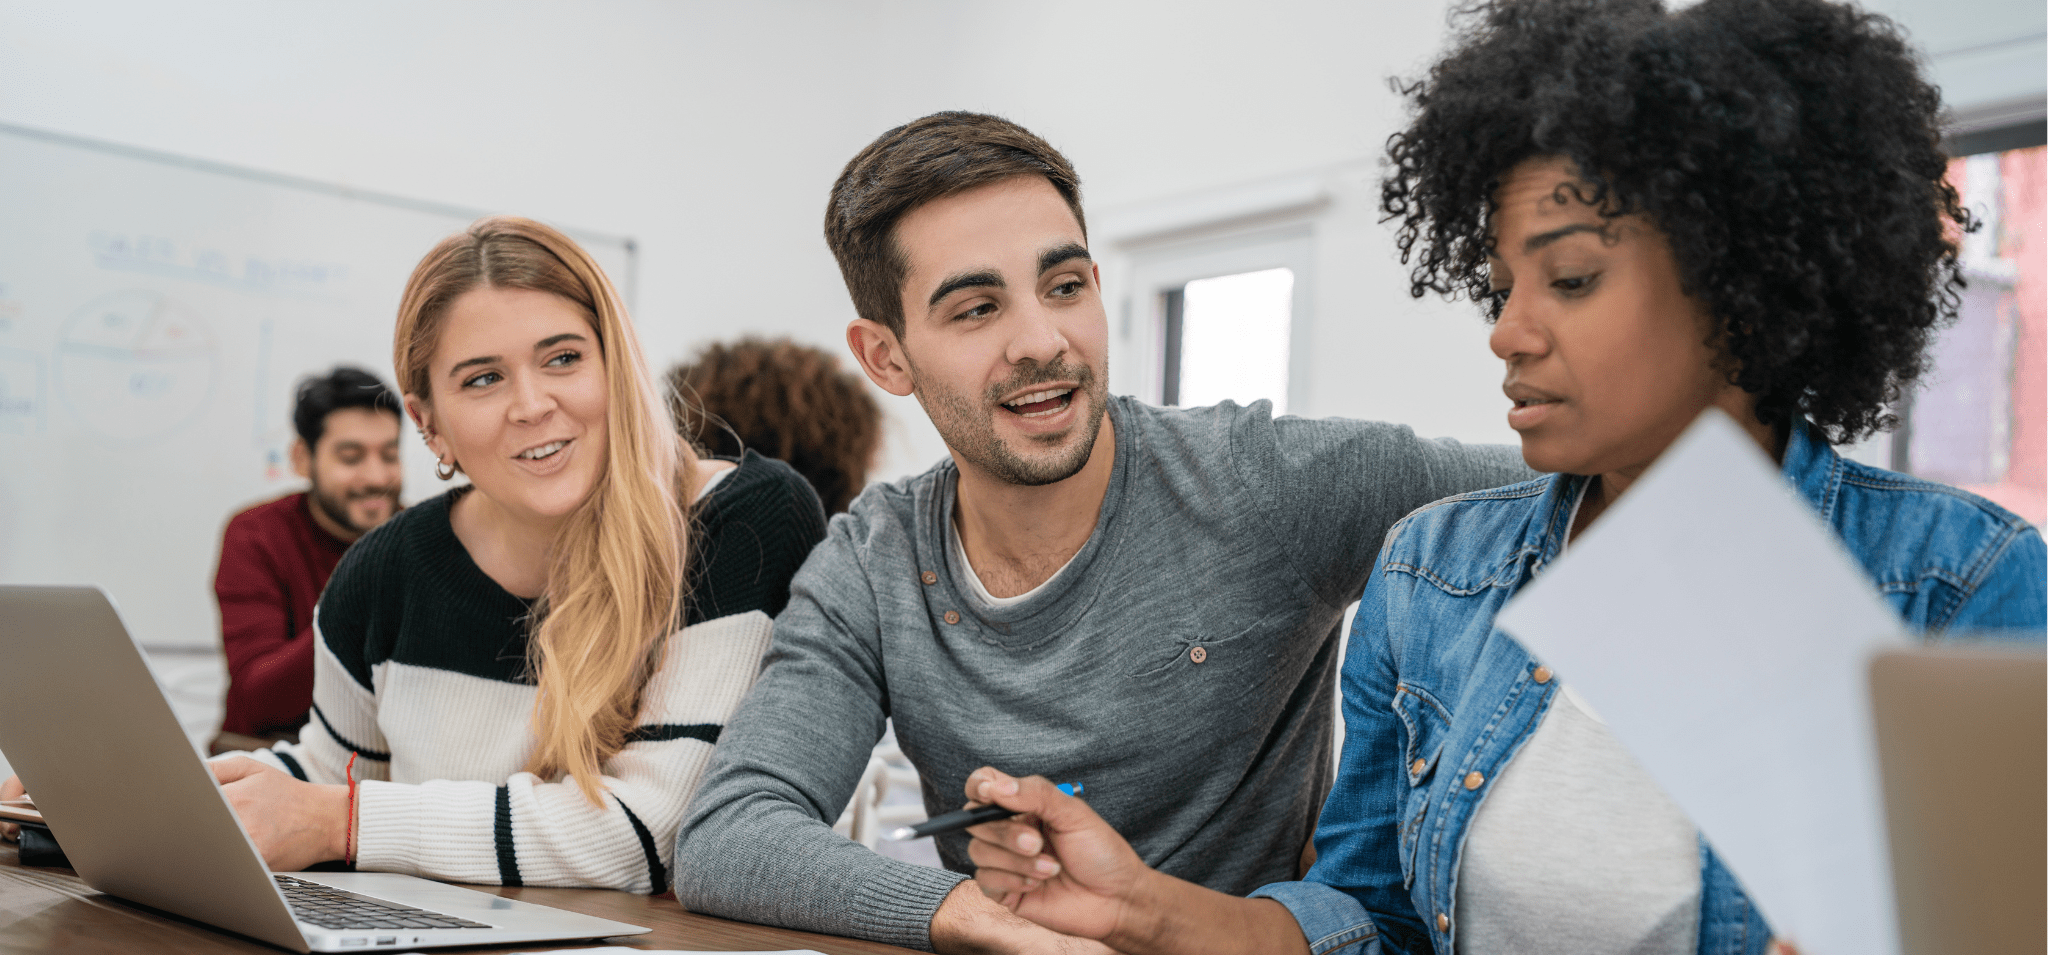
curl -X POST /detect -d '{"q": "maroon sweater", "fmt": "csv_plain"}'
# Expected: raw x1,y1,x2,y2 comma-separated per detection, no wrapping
214,492,352,738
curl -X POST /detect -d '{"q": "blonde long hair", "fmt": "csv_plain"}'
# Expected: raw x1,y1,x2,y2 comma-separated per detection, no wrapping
393,216,695,804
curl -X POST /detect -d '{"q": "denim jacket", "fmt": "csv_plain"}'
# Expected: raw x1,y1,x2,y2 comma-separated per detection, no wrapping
1252,420,2046,955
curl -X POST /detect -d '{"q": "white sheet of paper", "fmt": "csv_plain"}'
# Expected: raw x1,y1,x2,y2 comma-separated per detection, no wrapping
1495,410,1907,955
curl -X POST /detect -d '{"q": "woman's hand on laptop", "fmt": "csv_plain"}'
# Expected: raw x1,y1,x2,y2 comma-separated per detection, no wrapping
0,774,23,841
210,757,350,872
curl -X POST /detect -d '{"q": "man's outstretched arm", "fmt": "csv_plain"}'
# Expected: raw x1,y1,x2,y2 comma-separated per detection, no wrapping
1231,411,1532,608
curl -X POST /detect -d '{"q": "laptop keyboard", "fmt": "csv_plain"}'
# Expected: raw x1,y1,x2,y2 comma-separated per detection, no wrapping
276,876,494,931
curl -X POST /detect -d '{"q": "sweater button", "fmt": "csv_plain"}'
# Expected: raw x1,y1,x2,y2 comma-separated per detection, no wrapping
1189,646,1208,664
1532,666,1553,684
1437,912,1449,931
943,610,960,625
921,571,938,585
1463,771,1484,790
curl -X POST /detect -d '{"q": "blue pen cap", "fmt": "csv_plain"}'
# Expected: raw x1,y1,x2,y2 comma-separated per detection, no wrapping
1056,782,1084,797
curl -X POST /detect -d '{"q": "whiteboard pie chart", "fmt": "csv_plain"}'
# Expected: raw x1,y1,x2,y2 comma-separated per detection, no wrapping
57,290,218,441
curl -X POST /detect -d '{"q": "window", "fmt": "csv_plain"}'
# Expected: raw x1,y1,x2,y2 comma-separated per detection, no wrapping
1117,227,1314,416
1161,267,1295,413
1893,144,2045,525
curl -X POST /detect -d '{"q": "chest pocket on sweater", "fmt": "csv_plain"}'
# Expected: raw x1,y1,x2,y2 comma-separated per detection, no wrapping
1392,682,1452,888
1126,616,1272,678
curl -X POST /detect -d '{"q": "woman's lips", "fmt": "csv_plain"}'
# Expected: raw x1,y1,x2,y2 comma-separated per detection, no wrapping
511,437,575,475
1507,398,1560,430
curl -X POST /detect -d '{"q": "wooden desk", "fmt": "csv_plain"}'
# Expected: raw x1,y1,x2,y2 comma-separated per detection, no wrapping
0,843,918,954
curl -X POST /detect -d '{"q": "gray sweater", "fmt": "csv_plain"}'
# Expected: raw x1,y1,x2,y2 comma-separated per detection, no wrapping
674,397,1530,950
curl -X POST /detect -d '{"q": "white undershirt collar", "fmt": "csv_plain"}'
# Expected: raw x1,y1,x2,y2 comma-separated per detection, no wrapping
947,517,1075,609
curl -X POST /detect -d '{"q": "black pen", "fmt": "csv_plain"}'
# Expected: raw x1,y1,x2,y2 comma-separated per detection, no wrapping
886,782,1085,840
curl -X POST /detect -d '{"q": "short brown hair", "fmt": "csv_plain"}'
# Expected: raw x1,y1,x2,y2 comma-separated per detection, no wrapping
666,337,882,514
824,111,1086,337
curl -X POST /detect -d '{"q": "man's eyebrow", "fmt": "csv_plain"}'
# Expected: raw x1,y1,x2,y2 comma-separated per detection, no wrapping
928,269,1004,309
1524,223,1605,253
1038,243,1091,275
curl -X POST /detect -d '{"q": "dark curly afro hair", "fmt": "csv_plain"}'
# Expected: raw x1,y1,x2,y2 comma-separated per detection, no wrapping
1384,0,1972,444
666,337,881,515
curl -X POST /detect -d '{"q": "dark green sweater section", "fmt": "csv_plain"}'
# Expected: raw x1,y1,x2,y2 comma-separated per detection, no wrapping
315,451,827,693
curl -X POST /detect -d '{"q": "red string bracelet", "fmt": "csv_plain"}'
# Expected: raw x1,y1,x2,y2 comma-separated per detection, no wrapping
343,751,359,868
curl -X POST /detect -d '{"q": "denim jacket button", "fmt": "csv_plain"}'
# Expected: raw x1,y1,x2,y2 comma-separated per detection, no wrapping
1410,758,1426,776
1532,666,1553,684
1463,771,1485,790
1437,912,1450,931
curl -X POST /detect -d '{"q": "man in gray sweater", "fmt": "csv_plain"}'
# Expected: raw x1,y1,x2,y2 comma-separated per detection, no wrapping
674,111,1530,953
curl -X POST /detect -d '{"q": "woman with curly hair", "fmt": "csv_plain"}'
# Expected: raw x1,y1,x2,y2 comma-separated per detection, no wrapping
949,0,2045,952
666,336,881,515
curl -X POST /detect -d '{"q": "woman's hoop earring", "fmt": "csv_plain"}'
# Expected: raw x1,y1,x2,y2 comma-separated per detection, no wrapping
435,459,457,481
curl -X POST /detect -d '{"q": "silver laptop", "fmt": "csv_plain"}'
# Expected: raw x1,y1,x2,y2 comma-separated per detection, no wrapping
1870,642,2045,955
0,585,651,952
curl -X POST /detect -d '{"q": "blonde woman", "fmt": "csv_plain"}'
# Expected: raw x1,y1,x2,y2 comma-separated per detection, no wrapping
194,217,824,891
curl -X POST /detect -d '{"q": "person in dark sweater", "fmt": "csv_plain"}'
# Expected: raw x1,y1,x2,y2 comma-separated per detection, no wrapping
196,216,826,891
209,367,403,754
666,336,883,515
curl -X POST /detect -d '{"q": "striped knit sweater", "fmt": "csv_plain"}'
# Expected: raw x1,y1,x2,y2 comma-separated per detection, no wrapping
240,451,826,893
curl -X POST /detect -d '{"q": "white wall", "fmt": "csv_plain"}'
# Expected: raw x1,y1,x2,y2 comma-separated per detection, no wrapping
0,0,1519,485
1,0,2037,481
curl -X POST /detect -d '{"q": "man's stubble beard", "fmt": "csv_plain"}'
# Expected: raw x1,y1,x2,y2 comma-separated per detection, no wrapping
910,357,1109,488
310,480,399,537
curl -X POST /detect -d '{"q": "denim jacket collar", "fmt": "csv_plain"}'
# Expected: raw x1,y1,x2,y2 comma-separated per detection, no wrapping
1522,419,1829,579
1520,472,1590,582
1781,417,1843,521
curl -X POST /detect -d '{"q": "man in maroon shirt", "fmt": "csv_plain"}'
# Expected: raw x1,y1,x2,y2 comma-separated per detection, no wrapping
209,367,403,754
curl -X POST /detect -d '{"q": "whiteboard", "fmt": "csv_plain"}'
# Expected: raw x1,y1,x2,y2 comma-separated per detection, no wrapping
0,123,635,650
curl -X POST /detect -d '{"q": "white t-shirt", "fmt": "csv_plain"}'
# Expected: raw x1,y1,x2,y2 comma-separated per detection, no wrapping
1455,481,1700,953
1455,687,1701,953
946,517,1075,609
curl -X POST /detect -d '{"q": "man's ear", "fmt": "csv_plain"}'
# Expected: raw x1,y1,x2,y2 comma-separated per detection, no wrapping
847,319,915,397
289,439,313,480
